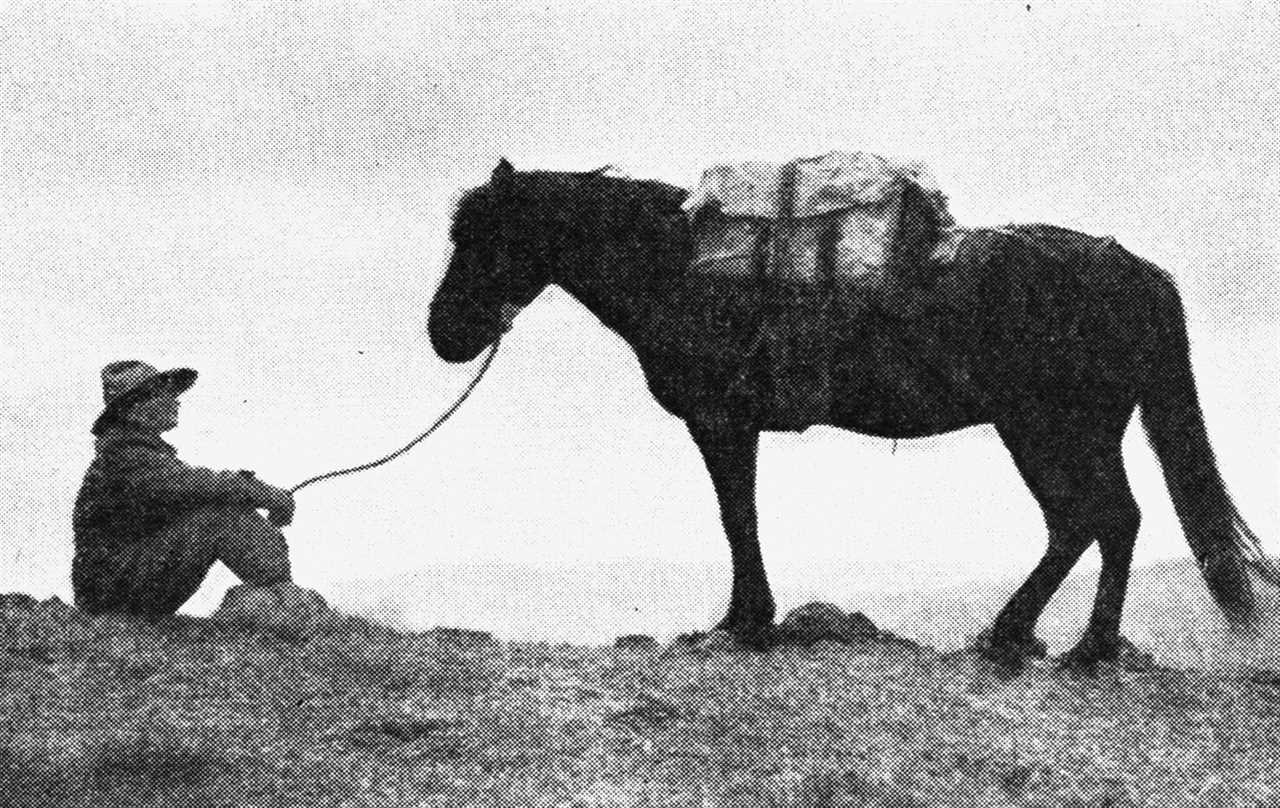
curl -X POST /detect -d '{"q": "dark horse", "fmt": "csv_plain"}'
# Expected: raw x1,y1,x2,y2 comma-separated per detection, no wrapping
429,159,1276,667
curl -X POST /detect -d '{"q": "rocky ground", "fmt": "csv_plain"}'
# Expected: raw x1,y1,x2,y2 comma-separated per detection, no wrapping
0,592,1278,807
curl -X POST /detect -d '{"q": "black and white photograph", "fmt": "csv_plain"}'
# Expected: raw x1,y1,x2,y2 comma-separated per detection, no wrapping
2,2,1278,805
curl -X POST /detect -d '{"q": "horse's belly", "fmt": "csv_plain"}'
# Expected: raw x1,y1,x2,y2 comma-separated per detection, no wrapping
825,398,985,438
824,351,989,438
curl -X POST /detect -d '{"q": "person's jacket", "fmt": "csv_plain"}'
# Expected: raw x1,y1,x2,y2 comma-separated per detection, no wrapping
72,426,275,594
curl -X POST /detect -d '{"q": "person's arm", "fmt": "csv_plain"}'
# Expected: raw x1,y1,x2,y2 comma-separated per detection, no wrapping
111,444,293,520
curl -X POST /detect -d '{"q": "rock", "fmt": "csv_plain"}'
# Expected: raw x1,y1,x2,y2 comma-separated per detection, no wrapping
0,593,38,612
344,712,473,761
774,602,880,646
212,582,331,638
874,630,923,651
669,629,740,655
665,609,919,654
846,611,880,638
607,689,681,728
671,630,710,646
614,634,658,650
37,596,72,615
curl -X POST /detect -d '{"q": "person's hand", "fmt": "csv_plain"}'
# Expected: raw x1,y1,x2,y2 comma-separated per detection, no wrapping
263,486,295,528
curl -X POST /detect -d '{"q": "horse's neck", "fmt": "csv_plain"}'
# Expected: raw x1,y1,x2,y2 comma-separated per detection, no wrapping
548,193,672,344
554,247,653,342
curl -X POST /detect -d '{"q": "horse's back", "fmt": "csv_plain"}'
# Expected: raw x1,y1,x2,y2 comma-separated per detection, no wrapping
957,224,1174,292
946,224,1178,409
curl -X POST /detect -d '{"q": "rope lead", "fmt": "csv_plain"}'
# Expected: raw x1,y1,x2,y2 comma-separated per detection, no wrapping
289,339,502,494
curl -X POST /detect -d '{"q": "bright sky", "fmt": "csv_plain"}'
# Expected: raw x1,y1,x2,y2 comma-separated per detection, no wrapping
2,1,1277,635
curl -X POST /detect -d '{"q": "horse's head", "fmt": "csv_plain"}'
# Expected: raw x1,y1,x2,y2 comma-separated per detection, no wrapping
429,159,554,362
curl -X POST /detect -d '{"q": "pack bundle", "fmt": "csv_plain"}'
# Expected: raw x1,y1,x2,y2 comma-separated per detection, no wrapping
683,151,954,287
682,152,956,428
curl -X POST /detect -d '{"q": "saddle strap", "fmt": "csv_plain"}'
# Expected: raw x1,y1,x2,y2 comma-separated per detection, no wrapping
749,161,838,429
769,159,801,280
758,159,843,290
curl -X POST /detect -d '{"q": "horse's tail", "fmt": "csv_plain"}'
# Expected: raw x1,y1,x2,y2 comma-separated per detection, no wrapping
1138,265,1280,625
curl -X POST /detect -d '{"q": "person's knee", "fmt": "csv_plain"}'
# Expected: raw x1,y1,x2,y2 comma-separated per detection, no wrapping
198,507,291,585
243,538,292,585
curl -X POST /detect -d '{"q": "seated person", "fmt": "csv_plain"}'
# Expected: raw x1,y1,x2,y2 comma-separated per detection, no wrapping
73,359,297,616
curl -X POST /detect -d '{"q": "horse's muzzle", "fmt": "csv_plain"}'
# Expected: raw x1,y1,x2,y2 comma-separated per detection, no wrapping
428,294,503,363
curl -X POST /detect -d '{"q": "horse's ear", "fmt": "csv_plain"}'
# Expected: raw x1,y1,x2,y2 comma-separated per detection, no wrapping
492,158,515,185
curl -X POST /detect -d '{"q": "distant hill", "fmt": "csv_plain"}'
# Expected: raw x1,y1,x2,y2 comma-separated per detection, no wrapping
856,557,1280,670
324,556,1280,670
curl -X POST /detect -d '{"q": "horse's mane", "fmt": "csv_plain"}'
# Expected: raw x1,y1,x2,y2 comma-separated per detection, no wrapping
451,168,692,262
522,169,690,222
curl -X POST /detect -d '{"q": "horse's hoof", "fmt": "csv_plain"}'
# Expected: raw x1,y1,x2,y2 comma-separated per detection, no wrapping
715,606,775,636
1000,634,1048,659
1059,634,1157,673
667,626,764,656
971,630,1047,669
1057,640,1111,673
712,618,774,650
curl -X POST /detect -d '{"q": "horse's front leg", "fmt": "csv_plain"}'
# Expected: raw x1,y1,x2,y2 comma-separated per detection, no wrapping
687,420,775,641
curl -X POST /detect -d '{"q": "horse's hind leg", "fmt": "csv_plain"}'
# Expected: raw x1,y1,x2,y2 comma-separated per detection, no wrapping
983,411,1139,667
982,543,1088,663
1060,452,1143,669
687,421,775,641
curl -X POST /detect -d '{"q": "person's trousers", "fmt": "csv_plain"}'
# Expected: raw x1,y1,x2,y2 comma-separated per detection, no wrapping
75,505,291,616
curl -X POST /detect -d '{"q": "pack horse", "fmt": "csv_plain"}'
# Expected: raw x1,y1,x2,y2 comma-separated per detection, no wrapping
427,156,1277,667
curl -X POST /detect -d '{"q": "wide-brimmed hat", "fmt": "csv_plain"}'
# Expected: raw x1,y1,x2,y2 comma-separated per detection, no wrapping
92,359,197,434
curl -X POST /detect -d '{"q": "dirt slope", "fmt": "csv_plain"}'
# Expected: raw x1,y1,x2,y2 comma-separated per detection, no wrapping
1,598,1277,807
